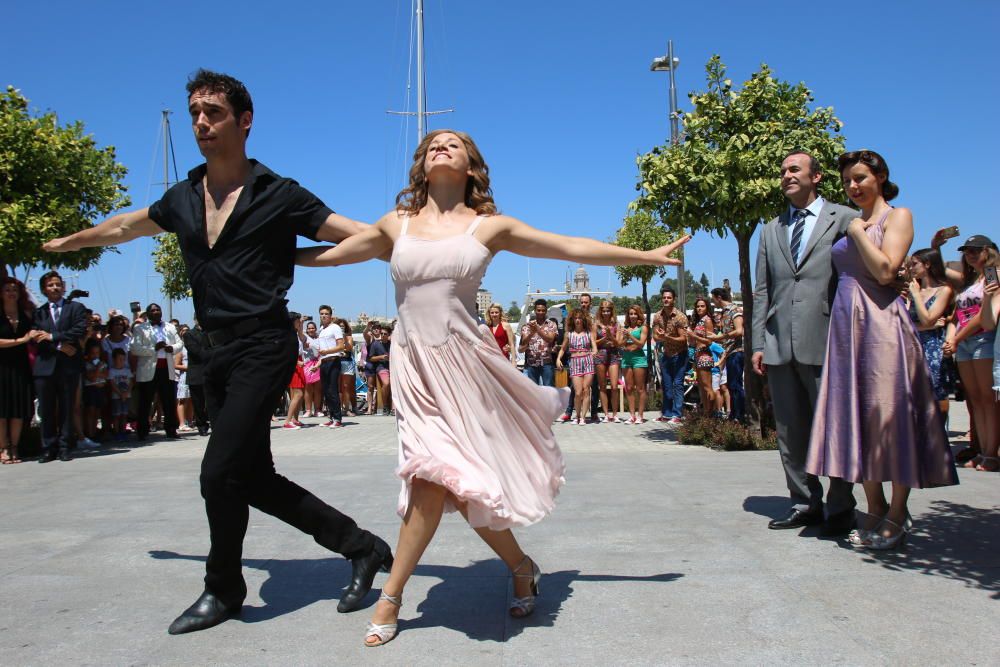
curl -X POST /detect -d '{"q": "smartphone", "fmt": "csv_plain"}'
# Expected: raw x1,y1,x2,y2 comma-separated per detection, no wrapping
302,315,312,322
939,226,960,241
129,301,141,312
985,266,999,287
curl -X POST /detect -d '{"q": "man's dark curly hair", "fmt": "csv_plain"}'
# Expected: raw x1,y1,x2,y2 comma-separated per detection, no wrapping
186,69,253,136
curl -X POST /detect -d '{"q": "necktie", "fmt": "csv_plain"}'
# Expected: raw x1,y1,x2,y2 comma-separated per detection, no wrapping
51,302,61,323
790,209,808,265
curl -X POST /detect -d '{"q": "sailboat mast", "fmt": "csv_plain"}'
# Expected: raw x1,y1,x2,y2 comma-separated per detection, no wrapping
416,0,426,140
161,109,173,319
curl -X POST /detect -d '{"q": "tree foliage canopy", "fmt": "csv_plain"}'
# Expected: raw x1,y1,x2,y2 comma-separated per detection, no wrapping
612,209,681,291
152,233,191,300
0,86,130,276
633,56,847,238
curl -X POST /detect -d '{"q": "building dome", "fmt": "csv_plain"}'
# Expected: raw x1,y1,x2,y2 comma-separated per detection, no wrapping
573,265,589,291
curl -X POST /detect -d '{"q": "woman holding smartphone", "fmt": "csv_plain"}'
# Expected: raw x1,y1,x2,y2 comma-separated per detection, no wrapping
943,235,1000,471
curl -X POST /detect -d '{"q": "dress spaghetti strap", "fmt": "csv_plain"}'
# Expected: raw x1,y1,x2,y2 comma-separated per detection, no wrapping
465,216,483,236
400,215,410,236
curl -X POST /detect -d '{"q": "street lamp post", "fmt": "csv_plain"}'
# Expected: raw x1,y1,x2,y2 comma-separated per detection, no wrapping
650,40,685,310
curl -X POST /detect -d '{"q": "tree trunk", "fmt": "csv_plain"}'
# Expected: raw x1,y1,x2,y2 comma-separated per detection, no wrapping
734,226,772,434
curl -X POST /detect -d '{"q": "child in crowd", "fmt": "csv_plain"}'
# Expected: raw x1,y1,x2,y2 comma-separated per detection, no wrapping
82,339,108,446
108,348,134,441
709,342,729,419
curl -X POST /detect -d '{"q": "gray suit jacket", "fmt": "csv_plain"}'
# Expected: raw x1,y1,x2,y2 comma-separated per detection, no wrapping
751,201,856,367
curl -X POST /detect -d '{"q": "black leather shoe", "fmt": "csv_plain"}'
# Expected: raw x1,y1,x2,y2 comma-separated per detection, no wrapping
38,451,57,464
768,508,823,530
820,509,857,537
59,450,72,462
167,591,242,635
337,537,394,613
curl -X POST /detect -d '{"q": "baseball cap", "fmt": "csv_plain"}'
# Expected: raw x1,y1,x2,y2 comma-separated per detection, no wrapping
957,234,997,252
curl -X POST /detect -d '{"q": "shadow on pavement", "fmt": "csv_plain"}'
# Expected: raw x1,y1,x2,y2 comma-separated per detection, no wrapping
404,560,683,641
837,500,1000,600
742,495,793,521
638,427,681,443
148,551,683,636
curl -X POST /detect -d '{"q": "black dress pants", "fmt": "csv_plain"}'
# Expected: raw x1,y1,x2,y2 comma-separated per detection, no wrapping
188,382,209,433
199,326,373,604
35,370,79,454
137,364,178,437
320,359,343,422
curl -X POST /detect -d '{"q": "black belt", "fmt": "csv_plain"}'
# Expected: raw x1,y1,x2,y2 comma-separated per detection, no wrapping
204,315,286,348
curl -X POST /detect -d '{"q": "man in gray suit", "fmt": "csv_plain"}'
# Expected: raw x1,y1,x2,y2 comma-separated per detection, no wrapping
751,151,856,536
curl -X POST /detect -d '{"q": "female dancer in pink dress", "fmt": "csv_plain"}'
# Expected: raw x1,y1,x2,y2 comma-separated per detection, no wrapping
298,129,689,646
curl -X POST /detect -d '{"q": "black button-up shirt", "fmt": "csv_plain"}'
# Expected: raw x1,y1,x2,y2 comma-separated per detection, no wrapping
148,160,331,331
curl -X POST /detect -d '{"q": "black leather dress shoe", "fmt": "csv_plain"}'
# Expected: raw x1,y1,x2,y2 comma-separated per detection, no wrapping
58,450,72,462
167,591,242,635
768,508,823,530
38,451,57,464
820,509,857,537
337,537,394,613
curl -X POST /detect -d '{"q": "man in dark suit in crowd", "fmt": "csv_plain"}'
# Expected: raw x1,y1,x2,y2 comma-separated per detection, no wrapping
31,271,88,462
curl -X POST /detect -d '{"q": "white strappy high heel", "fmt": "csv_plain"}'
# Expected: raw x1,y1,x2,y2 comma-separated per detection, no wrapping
509,556,541,618
364,592,402,647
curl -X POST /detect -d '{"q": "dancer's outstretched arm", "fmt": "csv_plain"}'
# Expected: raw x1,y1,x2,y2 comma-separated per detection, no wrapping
486,215,690,266
42,208,164,252
297,219,393,267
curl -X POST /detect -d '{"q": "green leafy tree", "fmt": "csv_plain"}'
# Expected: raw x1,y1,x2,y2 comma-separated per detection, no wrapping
506,300,521,322
0,87,130,279
699,272,710,293
612,209,682,360
633,56,846,425
152,233,191,299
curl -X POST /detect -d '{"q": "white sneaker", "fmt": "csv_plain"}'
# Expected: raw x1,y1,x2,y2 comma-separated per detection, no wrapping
79,437,101,449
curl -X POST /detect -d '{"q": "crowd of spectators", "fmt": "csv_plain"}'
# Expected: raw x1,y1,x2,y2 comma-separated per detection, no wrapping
2,224,997,465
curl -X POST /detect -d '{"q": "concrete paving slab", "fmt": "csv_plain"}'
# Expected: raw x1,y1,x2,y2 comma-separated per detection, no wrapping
0,407,996,666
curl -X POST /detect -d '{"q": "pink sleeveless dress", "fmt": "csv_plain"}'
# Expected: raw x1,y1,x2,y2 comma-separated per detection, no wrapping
390,216,570,529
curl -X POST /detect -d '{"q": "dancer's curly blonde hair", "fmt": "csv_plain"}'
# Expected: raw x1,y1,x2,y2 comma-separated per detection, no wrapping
395,129,498,216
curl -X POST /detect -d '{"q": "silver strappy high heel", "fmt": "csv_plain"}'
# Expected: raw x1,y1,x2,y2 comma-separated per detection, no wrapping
364,591,402,647
509,556,541,618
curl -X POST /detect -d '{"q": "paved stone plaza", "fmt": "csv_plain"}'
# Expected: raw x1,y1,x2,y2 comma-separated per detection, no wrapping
1,406,996,666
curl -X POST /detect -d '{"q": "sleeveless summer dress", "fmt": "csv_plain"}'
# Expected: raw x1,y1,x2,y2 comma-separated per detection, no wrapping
806,212,958,488
390,216,570,529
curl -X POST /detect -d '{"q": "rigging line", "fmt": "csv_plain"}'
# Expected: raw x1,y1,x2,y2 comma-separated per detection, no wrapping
131,117,164,291
385,0,405,210
167,117,180,183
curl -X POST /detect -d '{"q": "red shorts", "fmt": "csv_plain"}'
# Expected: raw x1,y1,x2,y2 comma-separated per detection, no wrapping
289,364,307,389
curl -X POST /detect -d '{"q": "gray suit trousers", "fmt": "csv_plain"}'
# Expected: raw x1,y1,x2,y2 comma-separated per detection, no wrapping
767,361,855,515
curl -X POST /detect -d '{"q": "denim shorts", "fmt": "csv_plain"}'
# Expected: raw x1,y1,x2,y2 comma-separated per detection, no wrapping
956,330,996,362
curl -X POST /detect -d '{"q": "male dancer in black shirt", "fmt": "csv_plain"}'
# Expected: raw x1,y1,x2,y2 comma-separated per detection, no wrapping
43,70,393,634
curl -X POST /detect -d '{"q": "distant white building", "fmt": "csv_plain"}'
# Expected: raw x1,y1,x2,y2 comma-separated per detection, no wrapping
522,265,613,311
476,288,493,319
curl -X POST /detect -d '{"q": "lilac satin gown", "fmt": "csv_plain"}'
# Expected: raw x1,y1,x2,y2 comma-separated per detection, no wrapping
389,216,569,529
806,212,958,488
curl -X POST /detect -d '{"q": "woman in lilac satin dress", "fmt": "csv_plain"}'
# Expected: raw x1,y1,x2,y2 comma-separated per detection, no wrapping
297,129,689,645
806,150,958,551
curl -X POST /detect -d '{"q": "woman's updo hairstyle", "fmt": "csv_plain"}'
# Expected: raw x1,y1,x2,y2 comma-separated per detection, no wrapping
837,149,899,201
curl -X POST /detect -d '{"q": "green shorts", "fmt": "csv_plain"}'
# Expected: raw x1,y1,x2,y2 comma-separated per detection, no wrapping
620,350,648,369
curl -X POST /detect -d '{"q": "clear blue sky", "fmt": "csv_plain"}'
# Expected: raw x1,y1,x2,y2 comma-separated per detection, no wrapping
4,1,998,322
